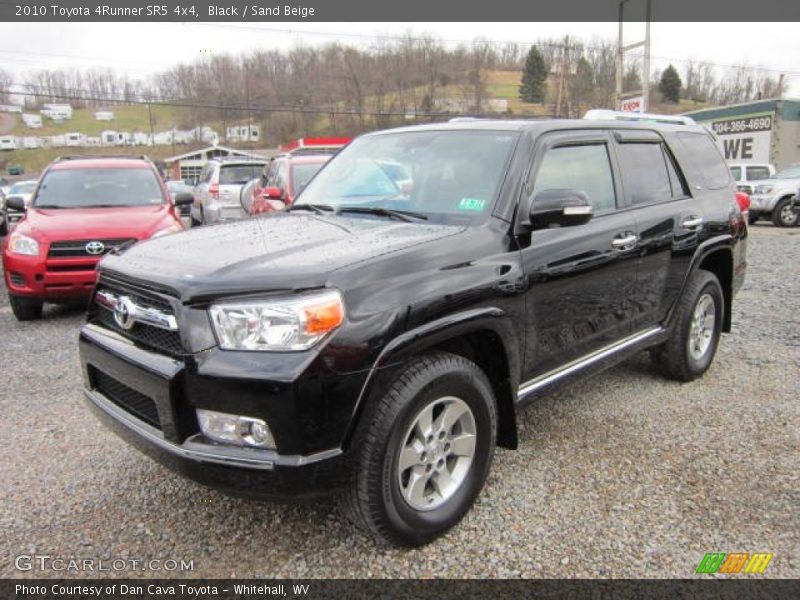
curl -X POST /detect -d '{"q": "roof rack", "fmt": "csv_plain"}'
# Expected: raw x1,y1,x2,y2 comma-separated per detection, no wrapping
583,109,696,125
55,154,152,162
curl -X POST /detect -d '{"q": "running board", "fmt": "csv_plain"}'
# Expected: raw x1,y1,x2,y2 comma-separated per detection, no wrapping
517,326,664,400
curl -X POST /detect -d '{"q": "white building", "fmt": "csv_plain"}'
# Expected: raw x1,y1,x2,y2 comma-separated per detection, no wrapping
94,110,114,121
46,135,68,148
226,124,261,143
84,137,101,147
65,133,86,147
100,130,117,146
22,114,43,128
0,104,23,113
41,103,73,120
21,136,42,149
131,132,151,146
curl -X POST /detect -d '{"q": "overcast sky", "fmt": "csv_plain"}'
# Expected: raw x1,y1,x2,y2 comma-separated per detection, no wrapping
1,22,798,96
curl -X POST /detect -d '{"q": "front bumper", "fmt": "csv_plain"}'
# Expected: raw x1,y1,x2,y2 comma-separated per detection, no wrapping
2,251,99,301
79,323,364,499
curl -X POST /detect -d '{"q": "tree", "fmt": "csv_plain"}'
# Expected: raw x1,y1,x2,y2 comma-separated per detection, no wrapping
659,64,682,103
519,46,548,103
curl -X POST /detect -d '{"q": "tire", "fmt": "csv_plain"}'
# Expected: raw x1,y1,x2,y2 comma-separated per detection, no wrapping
771,197,799,228
190,214,202,227
9,295,43,321
747,212,758,225
343,351,497,546
651,270,723,382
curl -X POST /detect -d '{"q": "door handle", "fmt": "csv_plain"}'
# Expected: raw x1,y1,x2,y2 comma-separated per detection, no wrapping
682,216,704,229
611,234,638,250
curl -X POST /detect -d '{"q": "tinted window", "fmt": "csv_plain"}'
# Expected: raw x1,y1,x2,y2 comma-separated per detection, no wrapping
219,164,263,185
677,132,731,189
615,143,673,205
532,144,616,212
34,168,164,208
292,163,325,192
664,148,689,198
746,166,771,181
730,166,742,181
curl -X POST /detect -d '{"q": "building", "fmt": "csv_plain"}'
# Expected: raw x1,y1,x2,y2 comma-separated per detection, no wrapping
164,145,268,182
226,123,261,143
684,99,800,169
94,110,114,121
41,103,73,120
22,114,42,128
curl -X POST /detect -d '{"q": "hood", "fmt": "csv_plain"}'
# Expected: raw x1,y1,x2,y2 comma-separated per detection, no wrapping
22,205,173,239
755,176,800,190
100,213,467,302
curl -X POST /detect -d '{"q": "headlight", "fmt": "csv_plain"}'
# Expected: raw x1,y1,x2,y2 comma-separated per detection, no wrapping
755,184,773,195
150,222,183,238
209,289,344,351
8,232,39,256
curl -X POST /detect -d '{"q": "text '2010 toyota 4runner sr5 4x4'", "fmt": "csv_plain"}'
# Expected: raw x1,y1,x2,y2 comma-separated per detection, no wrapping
78,119,747,546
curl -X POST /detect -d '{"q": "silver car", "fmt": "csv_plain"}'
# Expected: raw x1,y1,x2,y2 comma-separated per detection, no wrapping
190,159,266,226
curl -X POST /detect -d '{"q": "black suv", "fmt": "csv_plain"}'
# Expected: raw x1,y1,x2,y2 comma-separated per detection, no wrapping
78,119,747,546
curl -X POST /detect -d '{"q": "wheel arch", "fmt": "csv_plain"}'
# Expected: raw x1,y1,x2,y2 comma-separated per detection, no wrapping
346,308,521,451
682,241,734,333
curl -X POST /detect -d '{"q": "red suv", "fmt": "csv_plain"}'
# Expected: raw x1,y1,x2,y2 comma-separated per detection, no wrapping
247,154,333,215
2,156,190,321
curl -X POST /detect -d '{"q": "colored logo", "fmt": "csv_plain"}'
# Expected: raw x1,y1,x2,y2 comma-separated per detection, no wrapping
696,552,773,574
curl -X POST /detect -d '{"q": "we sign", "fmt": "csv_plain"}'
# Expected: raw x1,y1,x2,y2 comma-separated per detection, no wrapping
709,113,773,164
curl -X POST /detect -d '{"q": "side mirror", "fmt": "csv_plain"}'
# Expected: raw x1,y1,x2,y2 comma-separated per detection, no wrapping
529,189,593,229
264,186,283,200
6,197,26,211
173,192,194,207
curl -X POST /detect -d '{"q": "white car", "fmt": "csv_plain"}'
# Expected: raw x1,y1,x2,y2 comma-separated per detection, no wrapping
728,163,774,196
190,158,266,226
748,165,800,227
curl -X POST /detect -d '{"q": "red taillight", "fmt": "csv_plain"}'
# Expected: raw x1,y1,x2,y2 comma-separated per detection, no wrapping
735,191,750,213
209,183,219,199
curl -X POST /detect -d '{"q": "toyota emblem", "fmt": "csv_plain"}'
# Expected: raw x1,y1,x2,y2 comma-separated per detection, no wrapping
85,241,105,255
113,296,137,330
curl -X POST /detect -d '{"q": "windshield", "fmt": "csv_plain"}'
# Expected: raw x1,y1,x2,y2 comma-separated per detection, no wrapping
34,168,164,208
292,162,326,192
10,182,36,194
774,166,800,179
296,130,518,223
219,164,264,185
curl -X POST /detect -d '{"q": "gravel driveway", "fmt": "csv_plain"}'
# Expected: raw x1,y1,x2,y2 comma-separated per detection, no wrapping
1,224,797,578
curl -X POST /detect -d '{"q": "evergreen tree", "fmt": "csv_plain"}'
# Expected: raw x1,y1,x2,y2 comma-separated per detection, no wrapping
659,64,682,103
520,46,548,103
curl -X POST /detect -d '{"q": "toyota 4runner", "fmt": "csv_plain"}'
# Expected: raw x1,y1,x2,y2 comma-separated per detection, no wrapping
78,119,747,546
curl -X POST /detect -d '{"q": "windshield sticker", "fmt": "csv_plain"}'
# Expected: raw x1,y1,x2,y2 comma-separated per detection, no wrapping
458,198,487,212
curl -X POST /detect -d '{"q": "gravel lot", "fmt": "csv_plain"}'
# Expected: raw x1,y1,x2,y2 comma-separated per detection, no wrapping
1,224,798,579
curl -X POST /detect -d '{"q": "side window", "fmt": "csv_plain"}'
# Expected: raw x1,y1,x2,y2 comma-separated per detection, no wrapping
615,143,673,205
746,166,771,181
677,132,731,189
276,162,288,192
531,144,616,212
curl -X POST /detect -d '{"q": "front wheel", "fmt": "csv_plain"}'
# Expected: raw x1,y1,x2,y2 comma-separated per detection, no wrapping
9,294,43,321
651,270,723,382
772,197,799,227
343,352,497,546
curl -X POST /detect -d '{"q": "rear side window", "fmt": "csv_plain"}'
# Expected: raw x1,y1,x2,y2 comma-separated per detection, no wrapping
615,143,673,205
219,164,262,185
677,132,731,189
531,144,616,212
746,166,771,181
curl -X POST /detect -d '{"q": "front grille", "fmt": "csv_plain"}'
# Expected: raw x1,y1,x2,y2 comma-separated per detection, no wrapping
93,370,161,429
92,278,183,356
48,238,136,258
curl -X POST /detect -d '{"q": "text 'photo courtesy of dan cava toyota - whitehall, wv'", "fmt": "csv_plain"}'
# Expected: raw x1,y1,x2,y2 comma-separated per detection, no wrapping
0,1,799,596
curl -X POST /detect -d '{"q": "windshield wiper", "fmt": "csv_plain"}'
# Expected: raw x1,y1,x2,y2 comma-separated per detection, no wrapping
286,203,336,215
337,206,428,222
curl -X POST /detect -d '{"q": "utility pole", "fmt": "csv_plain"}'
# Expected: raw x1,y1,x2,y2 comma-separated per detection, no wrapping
555,35,570,118
642,0,652,111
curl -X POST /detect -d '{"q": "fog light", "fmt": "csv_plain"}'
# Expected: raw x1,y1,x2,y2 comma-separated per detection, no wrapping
196,409,276,449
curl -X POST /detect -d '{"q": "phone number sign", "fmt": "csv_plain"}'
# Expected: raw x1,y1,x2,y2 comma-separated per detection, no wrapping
706,113,773,164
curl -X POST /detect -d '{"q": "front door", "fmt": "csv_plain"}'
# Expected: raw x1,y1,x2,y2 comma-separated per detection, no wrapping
518,131,639,381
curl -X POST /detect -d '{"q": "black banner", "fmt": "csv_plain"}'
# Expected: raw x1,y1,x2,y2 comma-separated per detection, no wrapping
2,0,800,22
4,579,800,600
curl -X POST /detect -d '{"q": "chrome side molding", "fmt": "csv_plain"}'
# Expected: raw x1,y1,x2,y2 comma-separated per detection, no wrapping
517,326,663,399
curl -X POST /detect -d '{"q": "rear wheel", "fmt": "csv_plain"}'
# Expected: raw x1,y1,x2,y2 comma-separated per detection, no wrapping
343,352,497,546
651,270,723,382
9,295,43,321
772,197,799,228
747,212,759,225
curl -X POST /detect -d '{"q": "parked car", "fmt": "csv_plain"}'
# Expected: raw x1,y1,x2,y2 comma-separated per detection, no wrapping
249,154,332,215
728,162,774,195
166,180,195,217
748,164,800,227
7,164,25,176
190,158,266,225
0,192,6,236
78,118,746,546
3,179,38,231
2,156,190,321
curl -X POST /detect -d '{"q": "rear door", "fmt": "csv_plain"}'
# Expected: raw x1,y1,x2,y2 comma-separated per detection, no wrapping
218,163,263,207
519,130,640,380
612,129,699,330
